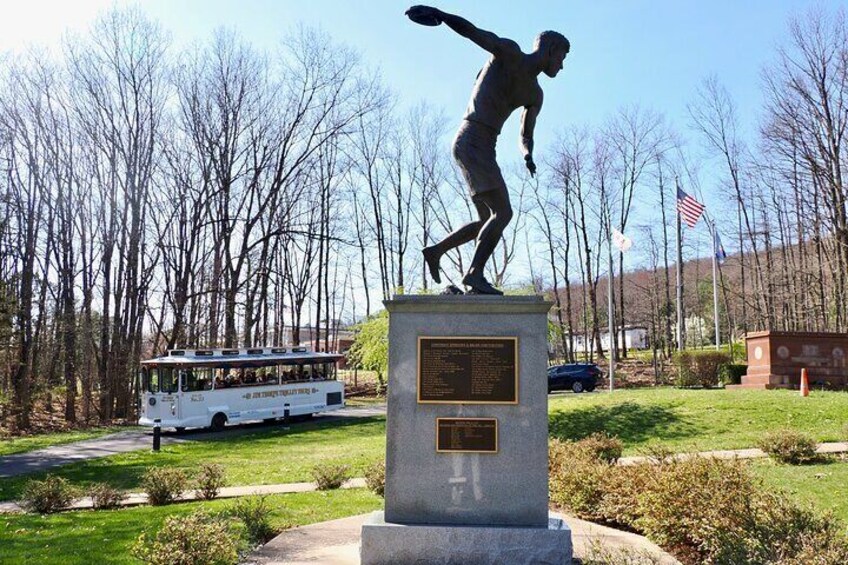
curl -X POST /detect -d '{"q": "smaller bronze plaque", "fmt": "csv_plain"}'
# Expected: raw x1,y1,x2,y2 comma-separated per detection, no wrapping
436,418,498,453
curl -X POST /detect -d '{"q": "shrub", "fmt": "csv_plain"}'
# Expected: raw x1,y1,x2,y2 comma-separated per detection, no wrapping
224,496,276,545
635,457,762,562
777,523,848,565
707,490,848,564
758,429,819,464
132,511,240,565
364,460,385,497
672,350,730,388
549,439,848,564
311,463,350,490
596,462,656,528
88,483,126,510
579,432,623,464
549,439,609,521
141,467,188,505
195,463,226,500
672,351,696,387
718,363,747,386
20,475,77,513
549,437,653,529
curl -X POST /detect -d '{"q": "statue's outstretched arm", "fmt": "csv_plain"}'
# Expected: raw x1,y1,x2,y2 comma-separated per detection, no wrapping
406,6,520,59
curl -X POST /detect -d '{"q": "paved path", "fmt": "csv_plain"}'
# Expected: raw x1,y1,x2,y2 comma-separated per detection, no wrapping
245,512,680,565
0,431,188,479
618,441,848,466
0,404,386,479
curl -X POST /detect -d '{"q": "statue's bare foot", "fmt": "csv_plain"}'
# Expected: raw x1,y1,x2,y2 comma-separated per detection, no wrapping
462,272,503,295
423,246,442,284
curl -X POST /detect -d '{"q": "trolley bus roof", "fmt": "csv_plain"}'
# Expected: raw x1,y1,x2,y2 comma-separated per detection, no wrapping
141,347,345,367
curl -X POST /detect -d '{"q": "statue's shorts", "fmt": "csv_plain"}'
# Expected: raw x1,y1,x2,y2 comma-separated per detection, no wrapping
452,119,507,199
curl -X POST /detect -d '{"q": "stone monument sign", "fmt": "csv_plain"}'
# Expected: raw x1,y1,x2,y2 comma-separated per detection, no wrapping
729,331,848,390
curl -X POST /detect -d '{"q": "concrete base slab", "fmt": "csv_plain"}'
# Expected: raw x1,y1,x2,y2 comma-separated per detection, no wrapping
360,511,572,565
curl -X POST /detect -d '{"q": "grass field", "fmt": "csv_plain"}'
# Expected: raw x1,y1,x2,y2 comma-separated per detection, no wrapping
549,388,848,454
0,427,133,457
3,389,847,501
0,488,383,565
0,417,386,501
1,388,846,564
750,457,848,523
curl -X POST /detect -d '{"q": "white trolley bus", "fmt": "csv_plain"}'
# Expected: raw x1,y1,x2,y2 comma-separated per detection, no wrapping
138,346,345,432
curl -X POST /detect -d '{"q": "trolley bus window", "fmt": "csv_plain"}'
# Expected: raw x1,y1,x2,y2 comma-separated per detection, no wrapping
182,368,212,392
256,366,279,385
146,368,159,393
160,367,179,393
214,367,243,388
279,366,295,383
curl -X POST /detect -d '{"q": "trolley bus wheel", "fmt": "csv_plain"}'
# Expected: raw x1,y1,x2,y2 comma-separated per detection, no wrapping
175,427,186,434
210,413,227,432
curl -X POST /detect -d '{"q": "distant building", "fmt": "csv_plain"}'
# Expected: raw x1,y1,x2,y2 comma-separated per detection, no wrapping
278,324,355,354
556,326,649,354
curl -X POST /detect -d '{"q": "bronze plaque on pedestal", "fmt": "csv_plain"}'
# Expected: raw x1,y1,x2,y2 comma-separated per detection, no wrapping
436,418,498,453
417,336,518,404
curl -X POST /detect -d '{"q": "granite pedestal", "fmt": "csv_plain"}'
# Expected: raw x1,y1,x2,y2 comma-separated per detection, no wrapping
360,295,572,565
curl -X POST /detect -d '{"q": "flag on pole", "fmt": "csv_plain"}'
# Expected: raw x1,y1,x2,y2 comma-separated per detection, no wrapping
715,230,727,264
611,227,633,253
676,188,705,228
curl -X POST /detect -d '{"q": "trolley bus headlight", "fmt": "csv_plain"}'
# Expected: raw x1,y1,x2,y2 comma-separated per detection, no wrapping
149,397,156,406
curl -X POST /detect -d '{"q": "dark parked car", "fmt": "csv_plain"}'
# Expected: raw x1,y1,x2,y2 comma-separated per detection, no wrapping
547,363,601,393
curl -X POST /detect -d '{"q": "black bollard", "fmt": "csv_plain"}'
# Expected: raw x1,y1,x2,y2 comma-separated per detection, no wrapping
153,418,161,452
283,403,290,428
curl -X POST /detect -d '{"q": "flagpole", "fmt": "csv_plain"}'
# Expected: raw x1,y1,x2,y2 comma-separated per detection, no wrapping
675,177,684,351
608,227,615,392
711,220,721,351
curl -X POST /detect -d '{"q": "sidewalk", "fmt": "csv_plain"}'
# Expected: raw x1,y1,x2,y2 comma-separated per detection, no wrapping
618,441,848,466
0,431,186,479
246,512,681,565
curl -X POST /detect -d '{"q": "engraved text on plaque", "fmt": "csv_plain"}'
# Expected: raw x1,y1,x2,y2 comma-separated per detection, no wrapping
418,336,518,404
436,418,498,453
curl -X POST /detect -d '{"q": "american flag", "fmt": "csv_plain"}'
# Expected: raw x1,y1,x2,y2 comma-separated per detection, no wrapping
677,188,705,228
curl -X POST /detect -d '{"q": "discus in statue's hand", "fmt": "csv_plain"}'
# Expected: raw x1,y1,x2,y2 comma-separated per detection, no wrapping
406,6,441,26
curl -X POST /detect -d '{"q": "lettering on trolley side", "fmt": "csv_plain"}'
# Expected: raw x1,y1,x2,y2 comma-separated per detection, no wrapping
241,387,317,400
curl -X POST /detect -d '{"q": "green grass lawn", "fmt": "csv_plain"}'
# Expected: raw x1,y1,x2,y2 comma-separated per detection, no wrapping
0,417,387,501
549,388,848,455
750,457,848,523
0,427,135,457
3,388,846,507
1,389,846,564
0,488,383,565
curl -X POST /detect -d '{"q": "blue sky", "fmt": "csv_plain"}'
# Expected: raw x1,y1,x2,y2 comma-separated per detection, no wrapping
131,0,815,148
0,0,833,265
0,1,818,148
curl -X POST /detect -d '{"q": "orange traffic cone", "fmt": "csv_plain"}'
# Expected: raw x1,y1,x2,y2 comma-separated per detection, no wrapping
800,368,810,397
